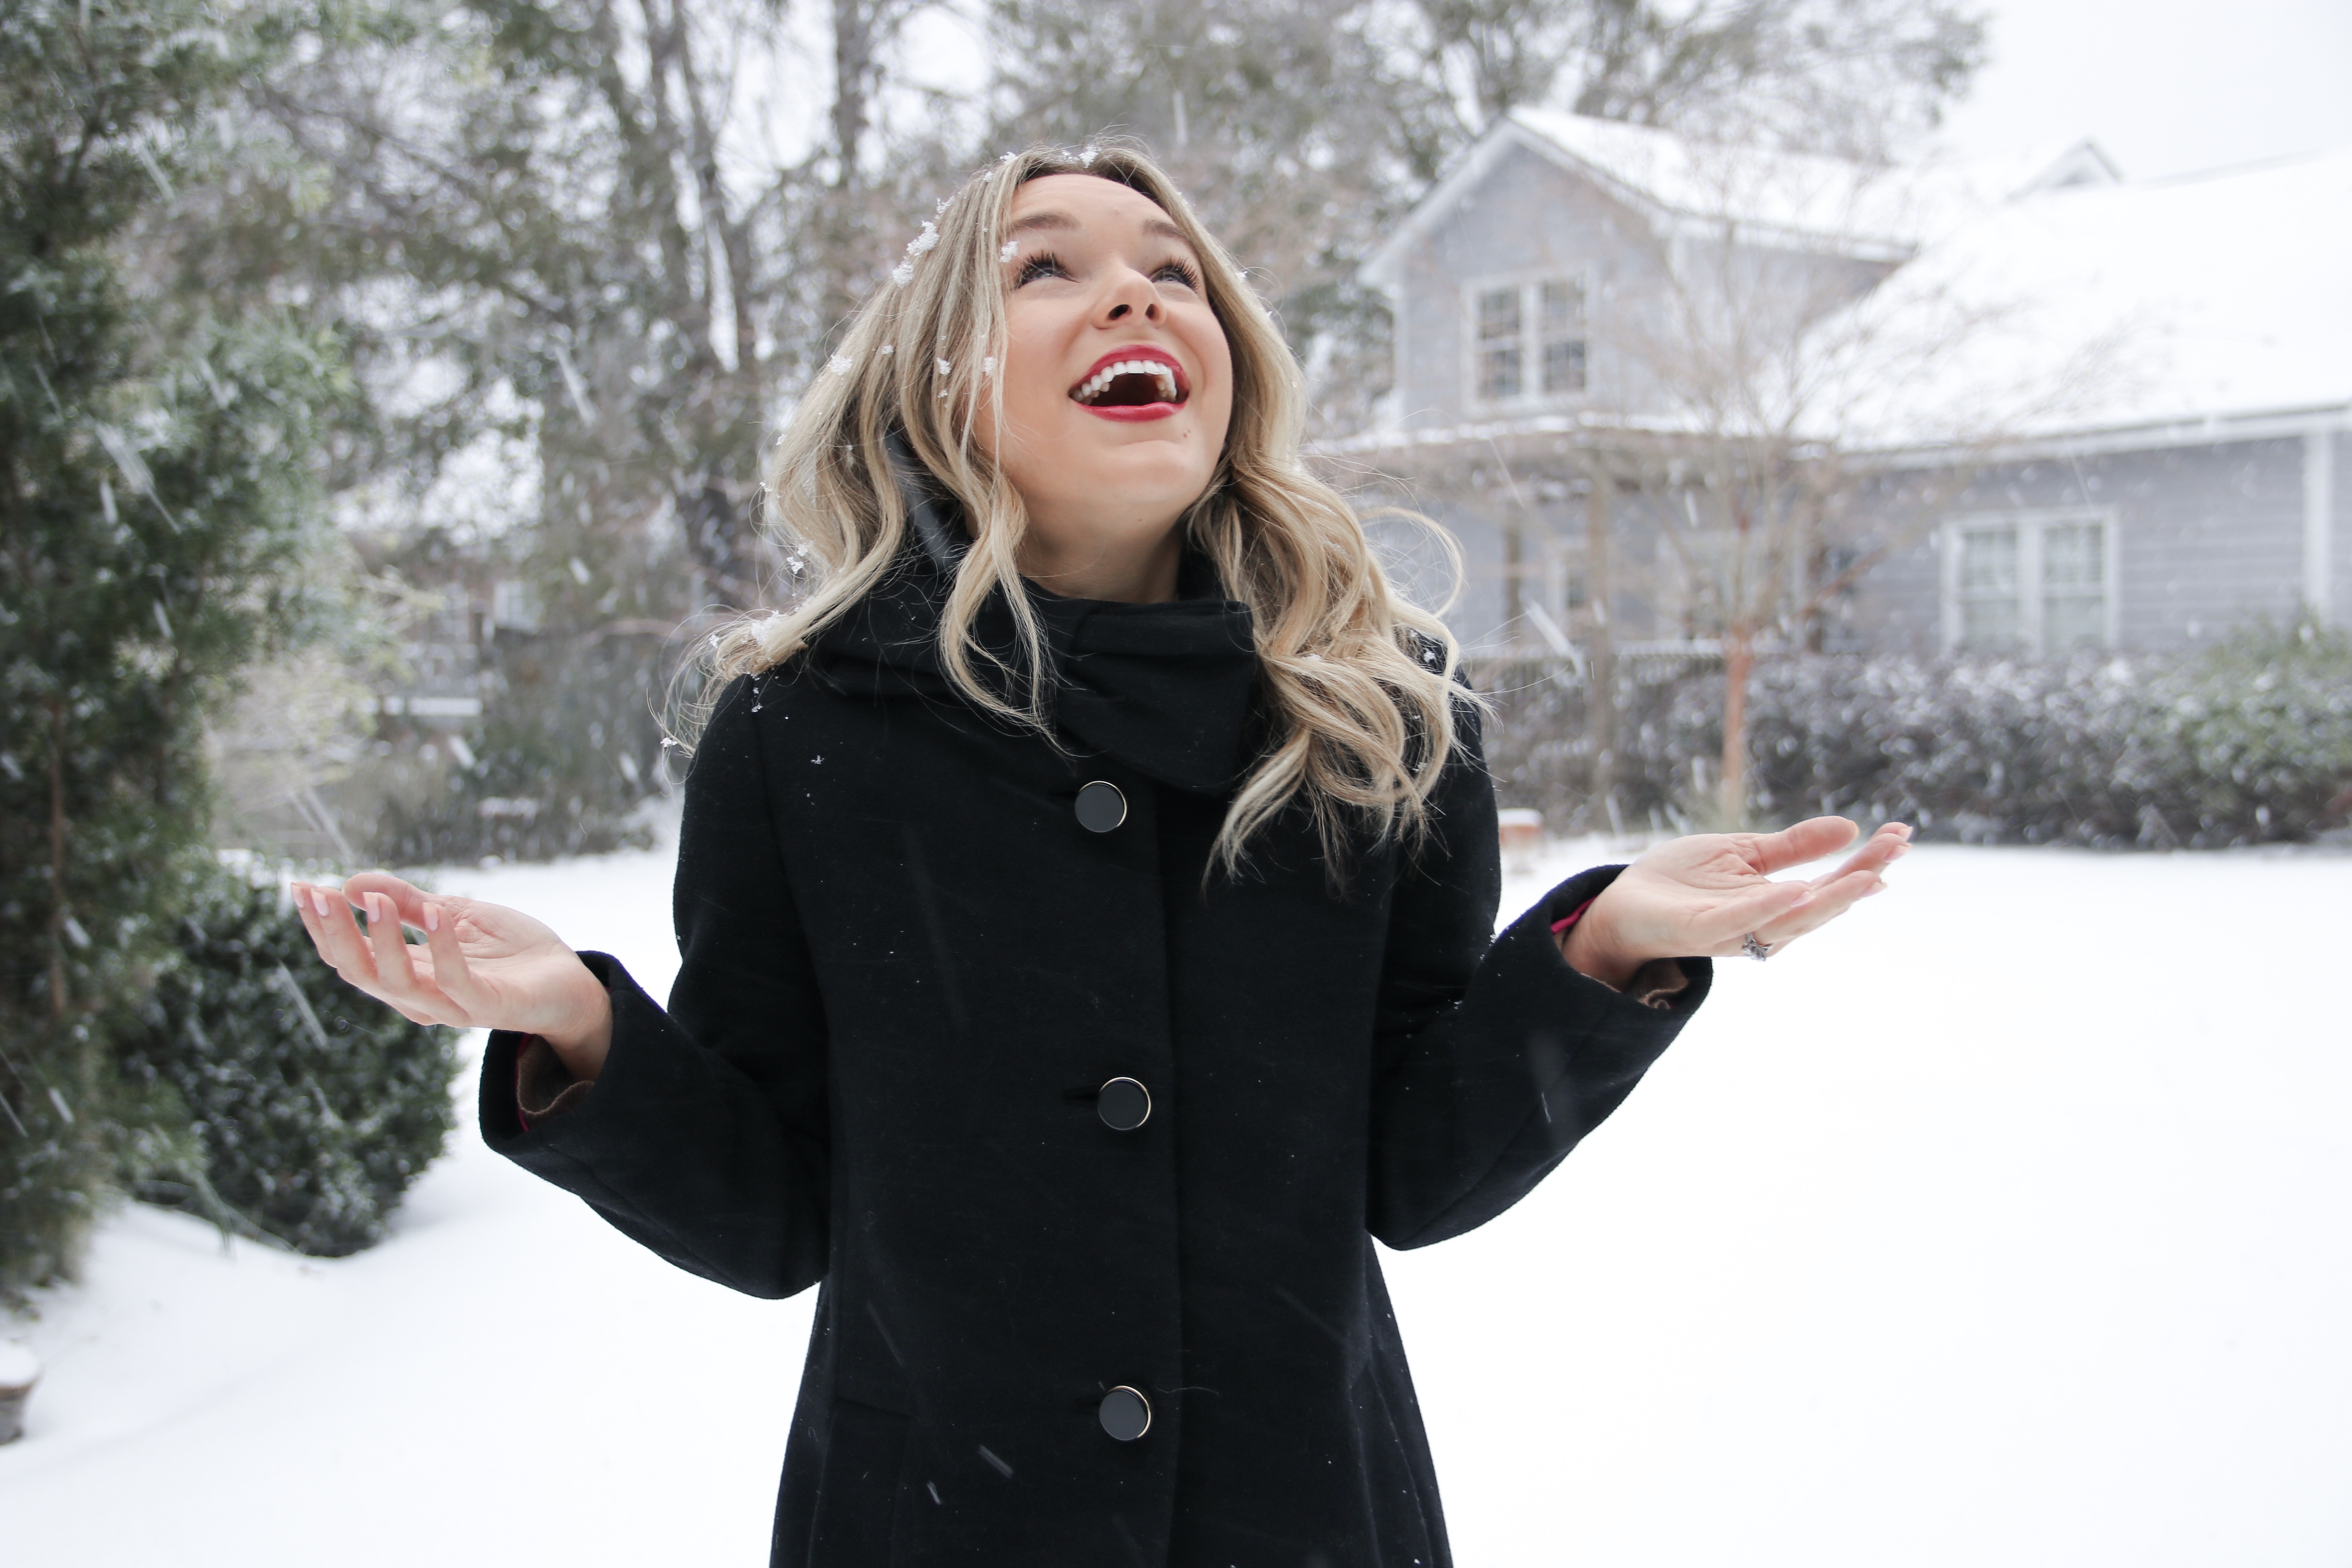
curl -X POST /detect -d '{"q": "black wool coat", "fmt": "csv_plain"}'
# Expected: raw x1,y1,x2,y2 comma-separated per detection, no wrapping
479,537,1711,1568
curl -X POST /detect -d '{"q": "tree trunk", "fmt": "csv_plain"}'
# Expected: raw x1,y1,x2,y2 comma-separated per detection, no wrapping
831,0,877,191
1719,625,1754,829
46,699,67,1022
1501,521,1523,646
1584,475,1615,827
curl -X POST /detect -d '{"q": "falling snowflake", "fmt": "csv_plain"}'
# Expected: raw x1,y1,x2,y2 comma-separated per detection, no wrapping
827,354,853,376
812,756,825,765
661,737,682,750
1000,240,1020,263
891,261,914,287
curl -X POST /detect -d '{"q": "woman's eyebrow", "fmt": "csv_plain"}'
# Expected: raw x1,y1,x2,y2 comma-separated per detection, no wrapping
1002,211,1196,247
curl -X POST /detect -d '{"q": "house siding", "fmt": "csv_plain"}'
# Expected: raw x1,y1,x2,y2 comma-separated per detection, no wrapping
1396,143,1657,430
1847,439,2313,655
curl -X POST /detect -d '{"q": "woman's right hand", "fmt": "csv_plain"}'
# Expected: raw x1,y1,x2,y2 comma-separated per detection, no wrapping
289,871,615,1081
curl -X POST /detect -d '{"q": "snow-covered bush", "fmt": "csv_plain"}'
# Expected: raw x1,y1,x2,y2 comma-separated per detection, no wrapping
111,865,459,1256
1487,621,2352,847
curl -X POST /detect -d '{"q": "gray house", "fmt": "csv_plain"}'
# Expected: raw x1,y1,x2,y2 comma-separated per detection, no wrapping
1338,110,2352,662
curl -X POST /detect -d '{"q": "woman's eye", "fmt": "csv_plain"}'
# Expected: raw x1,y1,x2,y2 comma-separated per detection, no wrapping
1014,252,1067,286
1154,260,1201,289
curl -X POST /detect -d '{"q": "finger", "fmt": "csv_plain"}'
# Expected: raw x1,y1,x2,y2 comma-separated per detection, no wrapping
306,881,380,985
345,871,434,932
363,890,436,1005
1742,816,1860,875
1755,869,1889,947
1811,824,1910,888
422,899,488,1020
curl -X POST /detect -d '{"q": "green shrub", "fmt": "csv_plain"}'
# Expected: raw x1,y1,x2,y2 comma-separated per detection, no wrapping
113,862,459,1257
1486,620,2352,847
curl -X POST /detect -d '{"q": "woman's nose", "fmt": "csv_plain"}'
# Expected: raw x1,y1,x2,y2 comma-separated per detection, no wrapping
1100,272,1164,325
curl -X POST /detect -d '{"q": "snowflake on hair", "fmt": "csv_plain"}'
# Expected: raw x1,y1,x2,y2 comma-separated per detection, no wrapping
891,261,914,287
1000,239,1019,263
1079,142,1099,167
905,221,939,258
826,354,852,376
935,358,952,376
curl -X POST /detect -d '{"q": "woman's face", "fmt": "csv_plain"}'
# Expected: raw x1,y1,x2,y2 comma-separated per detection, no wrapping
977,173,1235,601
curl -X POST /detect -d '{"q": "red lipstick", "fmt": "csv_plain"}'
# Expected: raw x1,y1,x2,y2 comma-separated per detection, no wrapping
1068,345,1190,421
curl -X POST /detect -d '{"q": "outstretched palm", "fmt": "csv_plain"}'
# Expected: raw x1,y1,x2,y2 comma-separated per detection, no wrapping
289,871,609,1054
1564,817,1909,986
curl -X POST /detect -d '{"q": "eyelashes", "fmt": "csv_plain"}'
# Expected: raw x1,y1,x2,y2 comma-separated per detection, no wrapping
1014,250,1067,286
1009,249,1202,291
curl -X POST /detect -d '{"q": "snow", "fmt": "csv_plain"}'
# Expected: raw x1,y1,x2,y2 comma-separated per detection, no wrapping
1842,145,2352,442
7,829,2351,1564
0,1341,37,1388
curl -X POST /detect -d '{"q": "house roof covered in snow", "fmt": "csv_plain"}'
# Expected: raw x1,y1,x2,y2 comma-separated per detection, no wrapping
1354,111,2350,450
1846,143,2352,445
1357,109,2117,293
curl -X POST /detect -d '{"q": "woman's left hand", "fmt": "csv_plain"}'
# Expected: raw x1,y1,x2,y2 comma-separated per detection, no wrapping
1561,817,1911,989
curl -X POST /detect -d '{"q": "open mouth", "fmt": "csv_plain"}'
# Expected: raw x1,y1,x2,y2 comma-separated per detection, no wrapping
1069,348,1189,412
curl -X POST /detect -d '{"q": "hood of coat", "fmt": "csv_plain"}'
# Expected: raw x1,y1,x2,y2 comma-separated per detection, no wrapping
806,450,1261,795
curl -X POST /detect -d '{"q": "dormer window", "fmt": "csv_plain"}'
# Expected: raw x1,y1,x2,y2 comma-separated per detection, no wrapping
1471,275,1589,405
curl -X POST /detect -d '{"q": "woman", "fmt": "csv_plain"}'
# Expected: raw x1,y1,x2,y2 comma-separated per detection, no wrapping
293,144,1907,1566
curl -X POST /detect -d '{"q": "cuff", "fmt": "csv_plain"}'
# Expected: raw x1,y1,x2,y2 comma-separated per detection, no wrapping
515,1035,594,1127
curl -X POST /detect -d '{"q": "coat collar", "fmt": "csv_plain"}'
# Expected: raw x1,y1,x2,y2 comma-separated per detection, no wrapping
806,447,1260,795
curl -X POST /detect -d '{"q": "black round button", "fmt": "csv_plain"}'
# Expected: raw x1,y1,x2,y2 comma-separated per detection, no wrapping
1074,780,1127,833
1098,1386,1151,1442
1097,1077,1151,1132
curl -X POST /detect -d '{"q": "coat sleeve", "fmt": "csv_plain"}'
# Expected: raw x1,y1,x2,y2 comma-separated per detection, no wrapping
477,675,830,1299
1366,701,1711,1250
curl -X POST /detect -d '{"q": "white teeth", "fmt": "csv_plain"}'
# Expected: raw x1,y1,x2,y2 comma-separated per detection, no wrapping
1073,359,1181,404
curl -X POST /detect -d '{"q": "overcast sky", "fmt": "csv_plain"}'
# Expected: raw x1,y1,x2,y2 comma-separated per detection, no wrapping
886,0,2351,183
1934,0,2352,179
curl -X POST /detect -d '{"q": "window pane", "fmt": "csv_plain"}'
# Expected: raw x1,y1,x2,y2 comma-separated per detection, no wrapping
1542,338,1587,393
1541,278,1585,333
2045,593,2105,649
1479,346,1523,399
2042,522,2103,590
1960,595,2022,650
1959,528,2019,595
1478,287,1521,341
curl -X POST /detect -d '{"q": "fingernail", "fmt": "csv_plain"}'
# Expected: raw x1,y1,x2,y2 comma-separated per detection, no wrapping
424,903,440,934
1864,880,1889,896
312,887,334,916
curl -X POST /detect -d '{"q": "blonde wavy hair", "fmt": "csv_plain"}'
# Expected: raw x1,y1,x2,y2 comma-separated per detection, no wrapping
697,141,1468,871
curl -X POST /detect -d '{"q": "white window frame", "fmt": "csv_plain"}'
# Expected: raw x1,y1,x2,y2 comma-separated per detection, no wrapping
1938,507,2121,654
1464,271,1593,409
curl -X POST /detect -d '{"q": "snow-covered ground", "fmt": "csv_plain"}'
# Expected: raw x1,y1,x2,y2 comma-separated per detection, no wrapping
5,829,2349,1565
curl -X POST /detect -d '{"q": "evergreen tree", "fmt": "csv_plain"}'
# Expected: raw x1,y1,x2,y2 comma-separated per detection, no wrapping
0,0,348,1295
